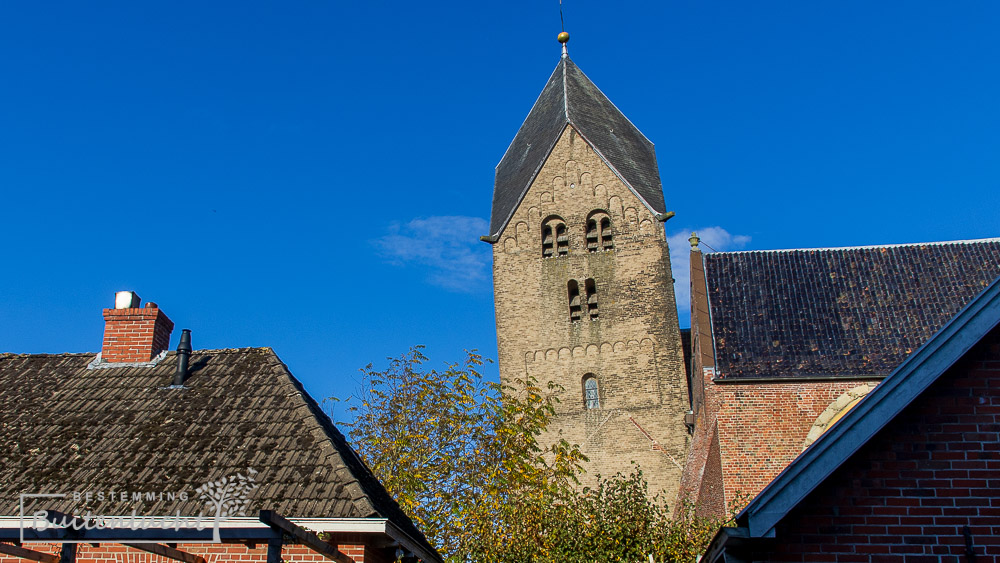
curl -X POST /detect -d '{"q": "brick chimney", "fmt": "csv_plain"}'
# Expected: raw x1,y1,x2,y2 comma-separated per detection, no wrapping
101,291,174,363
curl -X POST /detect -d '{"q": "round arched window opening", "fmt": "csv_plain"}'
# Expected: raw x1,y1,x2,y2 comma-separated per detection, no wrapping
583,375,599,409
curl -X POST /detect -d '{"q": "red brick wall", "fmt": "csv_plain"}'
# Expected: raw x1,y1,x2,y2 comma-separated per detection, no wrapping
692,422,725,518
0,541,378,563
757,324,1000,562
713,379,881,501
101,306,174,363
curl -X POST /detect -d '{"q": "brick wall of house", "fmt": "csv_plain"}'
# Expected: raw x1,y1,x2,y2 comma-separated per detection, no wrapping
0,541,382,563
756,324,1000,562
492,125,690,499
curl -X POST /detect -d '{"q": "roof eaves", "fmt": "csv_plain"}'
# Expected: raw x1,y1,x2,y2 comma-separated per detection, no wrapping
740,274,1000,538
385,521,445,563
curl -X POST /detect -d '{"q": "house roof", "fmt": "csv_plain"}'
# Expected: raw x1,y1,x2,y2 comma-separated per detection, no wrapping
703,238,1000,380
0,347,438,560
727,272,1000,542
489,56,666,238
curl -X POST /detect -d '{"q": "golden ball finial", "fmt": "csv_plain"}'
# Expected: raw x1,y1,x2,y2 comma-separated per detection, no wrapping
557,31,570,44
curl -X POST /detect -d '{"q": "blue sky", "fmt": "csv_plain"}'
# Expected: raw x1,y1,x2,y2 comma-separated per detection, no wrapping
2,2,999,406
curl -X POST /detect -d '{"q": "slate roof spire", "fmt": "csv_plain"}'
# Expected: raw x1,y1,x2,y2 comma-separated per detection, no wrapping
488,46,667,238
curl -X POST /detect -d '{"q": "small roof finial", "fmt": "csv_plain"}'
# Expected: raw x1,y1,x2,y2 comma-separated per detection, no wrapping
558,31,570,58
689,232,701,250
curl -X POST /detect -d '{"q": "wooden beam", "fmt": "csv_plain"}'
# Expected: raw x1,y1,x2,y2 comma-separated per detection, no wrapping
258,511,352,563
123,543,207,563
266,538,282,563
58,543,75,563
0,542,60,563
43,511,80,563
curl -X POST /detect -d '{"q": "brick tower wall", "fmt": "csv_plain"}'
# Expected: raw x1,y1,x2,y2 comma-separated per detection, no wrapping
492,125,689,499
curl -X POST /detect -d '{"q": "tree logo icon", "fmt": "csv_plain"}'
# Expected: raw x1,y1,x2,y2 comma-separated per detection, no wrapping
195,469,259,541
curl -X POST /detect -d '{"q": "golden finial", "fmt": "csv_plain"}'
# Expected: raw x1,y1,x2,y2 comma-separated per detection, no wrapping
558,31,570,58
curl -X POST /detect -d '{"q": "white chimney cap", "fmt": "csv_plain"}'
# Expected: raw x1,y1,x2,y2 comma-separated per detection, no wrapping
115,291,141,309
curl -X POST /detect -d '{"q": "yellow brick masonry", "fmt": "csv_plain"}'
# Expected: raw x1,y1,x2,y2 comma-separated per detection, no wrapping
492,125,690,500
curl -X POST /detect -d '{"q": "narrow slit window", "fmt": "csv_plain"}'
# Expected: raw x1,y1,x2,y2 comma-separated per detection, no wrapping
568,280,582,322
586,219,599,252
542,224,554,257
556,224,569,256
585,278,598,320
600,217,613,250
583,375,599,409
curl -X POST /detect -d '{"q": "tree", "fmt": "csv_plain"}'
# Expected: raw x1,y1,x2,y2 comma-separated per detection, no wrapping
332,348,743,562
332,347,586,560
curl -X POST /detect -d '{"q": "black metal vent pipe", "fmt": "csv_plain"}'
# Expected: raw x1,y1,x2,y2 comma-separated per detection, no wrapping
172,329,192,386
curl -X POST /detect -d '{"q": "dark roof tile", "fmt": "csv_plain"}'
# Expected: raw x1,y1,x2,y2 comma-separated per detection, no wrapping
0,348,436,557
704,239,1000,379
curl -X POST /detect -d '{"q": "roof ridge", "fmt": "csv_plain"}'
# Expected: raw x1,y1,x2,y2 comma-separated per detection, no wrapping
707,237,1000,256
0,347,276,358
562,56,569,120
0,352,95,358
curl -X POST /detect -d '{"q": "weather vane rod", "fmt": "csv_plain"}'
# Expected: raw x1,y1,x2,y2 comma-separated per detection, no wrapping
558,0,570,58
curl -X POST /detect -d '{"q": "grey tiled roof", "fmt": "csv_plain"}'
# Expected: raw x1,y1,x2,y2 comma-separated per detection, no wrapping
0,348,434,554
489,56,665,237
704,239,1000,380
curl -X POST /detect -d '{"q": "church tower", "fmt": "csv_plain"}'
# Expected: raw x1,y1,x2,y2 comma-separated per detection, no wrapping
483,35,690,499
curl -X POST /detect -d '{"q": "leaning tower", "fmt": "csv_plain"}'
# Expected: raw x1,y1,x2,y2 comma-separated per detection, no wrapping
482,35,690,499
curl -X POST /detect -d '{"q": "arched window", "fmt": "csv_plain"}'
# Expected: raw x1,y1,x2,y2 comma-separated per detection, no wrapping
586,211,613,252
585,278,598,320
568,280,582,322
542,216,569,257
583,375,599,409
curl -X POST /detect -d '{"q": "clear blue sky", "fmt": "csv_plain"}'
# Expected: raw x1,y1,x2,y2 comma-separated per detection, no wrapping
2,2,999,407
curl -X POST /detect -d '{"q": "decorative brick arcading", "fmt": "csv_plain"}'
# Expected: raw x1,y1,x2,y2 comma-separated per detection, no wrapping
101,305,174,363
